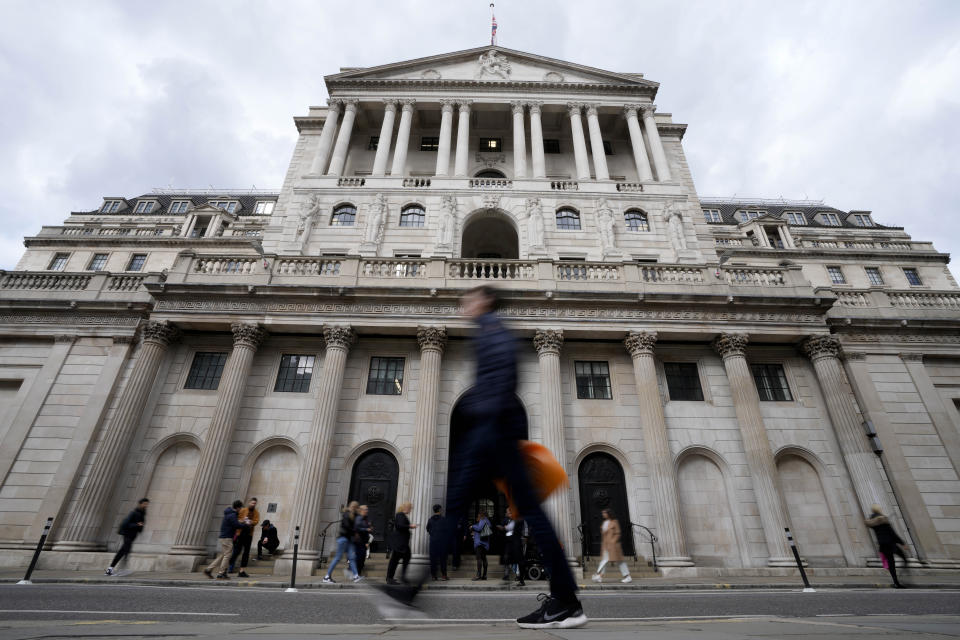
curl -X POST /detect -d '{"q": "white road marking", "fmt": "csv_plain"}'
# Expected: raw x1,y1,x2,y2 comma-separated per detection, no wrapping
0,610,238,617
384,614,775,623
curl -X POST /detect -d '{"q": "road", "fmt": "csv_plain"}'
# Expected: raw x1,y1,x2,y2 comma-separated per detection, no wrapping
0,584,958,638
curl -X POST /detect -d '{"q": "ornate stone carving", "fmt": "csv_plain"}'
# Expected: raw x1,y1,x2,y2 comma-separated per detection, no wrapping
439,99,455,112
640,103,656,116
382,100,398,113
524,197,545,248
482,194,501,210
231,322,267,349
341,99,359,113
510,101,525,115
420,69,441,80
141,320,181,346
712,332,749,358
438,196,457,247
566,102,583,117
801,335,841,361
476,49,511,80
586,104,599,117
664,201,688,251
327,98,344,112
399,99,416,112
533,329,563,356
323,324,357,351
474,152,506,168
364,193,388,249
417,325,447,353
622,104,641,118
297,193,323,250
543,71,564,83
457,100,473,113
899,352,924,362
624,331,657,357
527,101,543,114
596,198,617,253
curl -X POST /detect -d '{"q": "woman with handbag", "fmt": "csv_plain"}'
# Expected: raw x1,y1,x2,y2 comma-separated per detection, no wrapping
386,502,416,584
471,510,492,581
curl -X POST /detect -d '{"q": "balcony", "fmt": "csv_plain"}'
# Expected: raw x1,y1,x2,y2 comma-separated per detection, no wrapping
817,287,960,320
0,270,152,302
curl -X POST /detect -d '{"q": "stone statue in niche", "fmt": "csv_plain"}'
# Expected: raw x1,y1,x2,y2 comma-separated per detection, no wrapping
297,193,323,251
664,201,688,251
438,195,457,247
476,50,511,80
596,198,617,253
524,197,545,248
364,193,387,249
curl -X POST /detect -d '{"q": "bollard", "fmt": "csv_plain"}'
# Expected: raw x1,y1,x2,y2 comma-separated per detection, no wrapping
285,525,300,593
18,517,53,585
785,527,815,592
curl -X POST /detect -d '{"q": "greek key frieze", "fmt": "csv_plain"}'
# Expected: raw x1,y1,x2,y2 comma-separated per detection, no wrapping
0,313,139,326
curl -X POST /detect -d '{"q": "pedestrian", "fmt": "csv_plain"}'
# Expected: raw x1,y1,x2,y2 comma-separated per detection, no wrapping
471,511,492,580
228,497,259,577
591,509,632,584
323,501,361,583
354,504,372,576
386,502,417,584
501,507,526,585
427,504,448,581
105,498,148,576
204,500,244,580
257,520,279,560
865,504,910,588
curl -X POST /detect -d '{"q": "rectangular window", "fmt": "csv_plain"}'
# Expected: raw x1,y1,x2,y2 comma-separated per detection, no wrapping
785,212,806,225
542,139,560,154
703,209,722,223
820,212,841,226
852,214,873,227
169,200,190,214
87,253,108,271
602,140,613,155
479,137,502,152
254,201,275,215
865,267,885,286
209,201,237,213
737,209,764,222
664,363,704,401
368,136,379,150
827,266,846,285
366,357,405,395
575,361,612,400
274,354,316,393
420,136,439,151
134,201,155,214
185,352,228,390
903,267,923,286
101,201,122,213
48,253,70,271
127,254,147,272
751,363,793,401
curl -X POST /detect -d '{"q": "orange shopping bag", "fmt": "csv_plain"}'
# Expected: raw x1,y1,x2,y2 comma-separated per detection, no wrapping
494,440,569,518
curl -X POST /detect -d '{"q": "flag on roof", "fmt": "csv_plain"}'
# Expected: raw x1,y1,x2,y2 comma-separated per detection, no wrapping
491,4,497,45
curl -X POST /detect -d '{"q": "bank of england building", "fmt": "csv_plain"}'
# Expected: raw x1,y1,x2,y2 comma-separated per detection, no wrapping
1,46,959,576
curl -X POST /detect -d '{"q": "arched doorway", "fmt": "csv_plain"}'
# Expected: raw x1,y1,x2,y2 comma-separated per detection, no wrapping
348,449,399,553
578,452,634,557
460,211,519,259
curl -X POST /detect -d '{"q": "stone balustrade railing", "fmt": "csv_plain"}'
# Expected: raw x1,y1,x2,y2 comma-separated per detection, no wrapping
106,275,146,291
402,178,431,188
550,180,578,191
556,262,622,281
640,265,705,284
0,272,93,290
723,267,786,286
833,290,871,307
888,290,960,310
337,177,365,187
469,178,512,189
447,259,535,280
361,259,427,279
816,287,960,315
193,256,261,274
274,257,342,276
0,270,151,301
615,182,644,192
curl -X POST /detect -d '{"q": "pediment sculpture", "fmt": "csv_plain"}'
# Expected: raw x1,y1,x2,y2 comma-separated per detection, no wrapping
476,50,511,80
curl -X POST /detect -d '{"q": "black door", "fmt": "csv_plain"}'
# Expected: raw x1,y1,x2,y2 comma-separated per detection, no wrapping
348,449,399,552
578,452,634,557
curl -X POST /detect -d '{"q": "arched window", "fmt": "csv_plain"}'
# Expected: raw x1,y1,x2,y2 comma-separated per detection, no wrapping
399,204,425,228
624,209,650,232
555,207,581,231
475,169,506,179
330,204,356,226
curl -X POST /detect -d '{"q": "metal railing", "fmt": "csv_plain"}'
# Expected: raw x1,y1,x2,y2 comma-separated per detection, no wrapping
317,520,338,567
629,522,658,573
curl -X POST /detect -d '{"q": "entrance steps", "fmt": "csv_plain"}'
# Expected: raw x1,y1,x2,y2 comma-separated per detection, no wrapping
581,555,660,578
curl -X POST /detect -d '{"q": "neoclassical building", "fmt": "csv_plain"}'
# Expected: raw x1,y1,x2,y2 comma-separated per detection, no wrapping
1,46,959,576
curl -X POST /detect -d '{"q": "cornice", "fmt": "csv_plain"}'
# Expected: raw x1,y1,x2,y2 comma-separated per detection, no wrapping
23,236,260,248
719,246,949,263
326,78,657,97
657,123,687,139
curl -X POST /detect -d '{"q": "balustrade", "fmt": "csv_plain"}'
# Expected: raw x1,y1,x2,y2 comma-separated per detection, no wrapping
469,178,512,189
360,259,426,279
550,180,578,191
0,272,92,290
106,275,145,291
556,263,622,281
447,259,535,280
888,290,960,310
193,256,260,275
273,258,342,277
401,178,431,188
723,267,786,286
337,177,365,187
834,290,870,307
641,265,705,283
615,182,644,192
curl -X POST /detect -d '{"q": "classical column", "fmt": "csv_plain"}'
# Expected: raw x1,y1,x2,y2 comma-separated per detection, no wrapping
435,100,455,176
585,105,609,181
454,100,472,177
371,100,397,177
640,104,671,181
624,332,692,565
390,99,416,176
511,101,527,179
410,326,448,558
308,99,342,175
326,99,358,176
528,102,546,179
567,103,591,180
533,329,574,558
171,323,267,554
712,333,793,566
54,322,181,550
284,325,356,567
623,104,654,182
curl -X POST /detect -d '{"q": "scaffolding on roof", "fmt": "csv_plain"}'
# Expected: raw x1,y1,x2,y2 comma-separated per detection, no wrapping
151,188,280,196
699,196,825,207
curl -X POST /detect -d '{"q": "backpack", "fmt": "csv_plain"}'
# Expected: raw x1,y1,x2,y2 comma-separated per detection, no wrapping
479,520,493,539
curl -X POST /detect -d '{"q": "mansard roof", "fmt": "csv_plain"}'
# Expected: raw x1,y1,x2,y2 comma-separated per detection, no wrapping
698,198,901,230
71,192,279,216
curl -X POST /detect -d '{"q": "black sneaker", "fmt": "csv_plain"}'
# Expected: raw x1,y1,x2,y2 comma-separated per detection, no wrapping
516,593,587,629
238,571,249,578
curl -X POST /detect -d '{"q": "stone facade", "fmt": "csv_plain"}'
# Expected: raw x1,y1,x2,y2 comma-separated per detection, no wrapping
1,46,959,575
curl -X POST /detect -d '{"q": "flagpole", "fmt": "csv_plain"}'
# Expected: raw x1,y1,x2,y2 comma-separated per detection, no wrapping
490,3,496,46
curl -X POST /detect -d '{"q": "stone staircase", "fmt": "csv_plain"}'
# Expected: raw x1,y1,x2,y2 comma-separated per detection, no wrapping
580,555,660,579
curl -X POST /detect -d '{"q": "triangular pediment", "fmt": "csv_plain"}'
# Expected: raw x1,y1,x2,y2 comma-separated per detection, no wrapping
327,46,656,88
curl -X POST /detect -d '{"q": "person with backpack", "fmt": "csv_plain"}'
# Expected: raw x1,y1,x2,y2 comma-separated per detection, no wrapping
105,498,148,576
471,510,492,581
386,502,416,584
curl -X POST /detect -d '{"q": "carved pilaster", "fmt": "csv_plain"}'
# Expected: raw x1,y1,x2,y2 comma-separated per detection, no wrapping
533,328,563,356
801,335,841,362
417,325,447,354
712,332,749,359
323,325,357,351
624,331,657,357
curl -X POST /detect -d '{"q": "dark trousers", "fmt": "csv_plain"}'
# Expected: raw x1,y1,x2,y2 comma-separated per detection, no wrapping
387,548,411,581
354,541,367,575
429,539,447,578
110,534,136,568
880,544,908,586
229,534,252,569
438,421,577,601
257,539,278,558
475,545,488,578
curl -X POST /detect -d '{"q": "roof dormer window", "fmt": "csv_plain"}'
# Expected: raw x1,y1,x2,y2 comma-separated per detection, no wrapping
101,200,122,213
851,213,874,227
819,212,841,226
209,200,238,213
784,212,806,225
169,200,190,214
736,209,764,222
134,201,156,214
703,208,722,223
254,201,275,215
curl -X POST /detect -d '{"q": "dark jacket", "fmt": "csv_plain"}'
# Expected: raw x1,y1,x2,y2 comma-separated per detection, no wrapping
459,312,525,439
261,524,279,547
355,514,371,544
390,512,412,554
336,510,355,539
118,507,146,538
426,513,443,537
219,507,244,539
866,514,905,547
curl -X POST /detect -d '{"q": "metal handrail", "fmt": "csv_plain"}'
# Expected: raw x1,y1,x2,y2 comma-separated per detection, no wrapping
317,520,337,567
630,522,658,573
575,523,589,565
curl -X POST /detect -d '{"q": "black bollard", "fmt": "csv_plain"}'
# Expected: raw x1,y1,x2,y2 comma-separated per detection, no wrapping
285,525,300,593
785,527,815,592
18,517,53,585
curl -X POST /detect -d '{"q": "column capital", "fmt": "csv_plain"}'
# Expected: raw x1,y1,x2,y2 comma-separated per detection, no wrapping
801,335,841,361
533,329,563,356
399,98,416,112
231,322,268,350
417,325,448,353
585,104,599,117
382,99,398,112
566,102,583,116
341,99,359,112
439,99,456,112
639,103,657,116
624,331,657,357
327,98,344,112
622,104,641,117
457,100,473,113
527,101,543,113
899,352,924,363
141,320,181,347
712,332,749,359
323,324,357,351
510,100,525,114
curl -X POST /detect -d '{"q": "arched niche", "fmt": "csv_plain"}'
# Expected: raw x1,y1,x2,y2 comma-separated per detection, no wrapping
460,209,519,259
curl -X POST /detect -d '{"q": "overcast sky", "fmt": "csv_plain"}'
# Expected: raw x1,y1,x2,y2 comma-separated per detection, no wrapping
1,0,958,274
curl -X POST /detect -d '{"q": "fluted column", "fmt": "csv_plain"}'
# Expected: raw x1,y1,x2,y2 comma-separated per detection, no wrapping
640,104,671,181
454,101,472,177
171,323,267,554
623,104,654,182
511,101,527,179
326,99,358,176
712,333,793,566
308,100,342,175
371,100,397,177
585,105,609,181
567,103,591,180
624,332,692,566
435,101,455,176
533,329,574,559
528,102,546,178
390,100,416,176
54,321,181,550
410,326,448,557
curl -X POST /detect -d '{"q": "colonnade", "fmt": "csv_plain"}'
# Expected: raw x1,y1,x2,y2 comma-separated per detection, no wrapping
309,98,672,183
